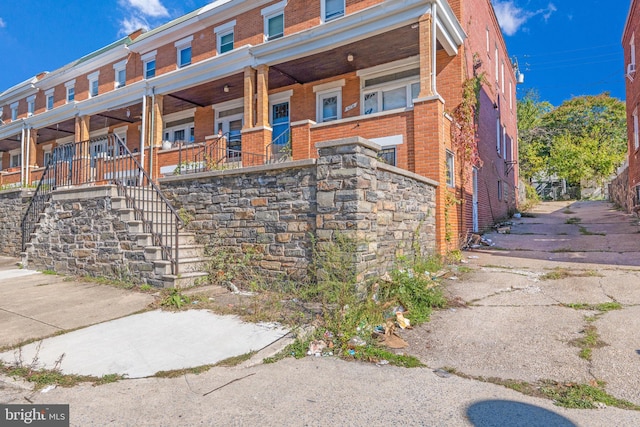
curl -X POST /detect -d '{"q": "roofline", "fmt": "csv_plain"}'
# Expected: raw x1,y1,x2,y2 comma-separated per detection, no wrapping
622,0,639,43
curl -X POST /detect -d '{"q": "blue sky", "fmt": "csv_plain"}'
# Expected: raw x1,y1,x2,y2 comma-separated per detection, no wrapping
0,0,630,107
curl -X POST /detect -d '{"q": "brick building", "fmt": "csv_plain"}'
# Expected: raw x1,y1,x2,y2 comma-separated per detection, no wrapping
621,0,640,211
0,0,518,254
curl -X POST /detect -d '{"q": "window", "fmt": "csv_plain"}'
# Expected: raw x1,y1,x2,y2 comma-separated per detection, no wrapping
509,81,513,111
65,80,75,103
114,61,126,89
45,89,55,111
501,61,505,93
175,36,193,68
314,80,344,122
43,145,53,167
215,21,236,54
10,149,21,168
446,150,455,187
360,67,420,115
323,0,345,22
634,108,639,150
262,2,285,41
496,118,501,155
495,46,499,82
378,147,396,166
497,180,503,201
502,125,507,159
10,102,18,121
142,50,157,79
631,33,636,69
486,28,490,54
27,96,35,117
164,117,195,145
88,71,100,98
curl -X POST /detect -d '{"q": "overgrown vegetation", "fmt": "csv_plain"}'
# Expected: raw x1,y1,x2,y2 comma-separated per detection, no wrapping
540,268,602,280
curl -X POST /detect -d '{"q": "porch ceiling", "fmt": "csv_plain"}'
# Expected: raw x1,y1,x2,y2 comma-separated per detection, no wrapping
268,25,425,88
164,72,245,115
0,135,21,152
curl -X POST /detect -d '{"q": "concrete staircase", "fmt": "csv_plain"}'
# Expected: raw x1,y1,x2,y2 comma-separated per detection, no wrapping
112,192,208,288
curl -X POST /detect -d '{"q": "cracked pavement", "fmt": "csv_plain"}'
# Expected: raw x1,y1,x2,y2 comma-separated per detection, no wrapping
404,200,640,406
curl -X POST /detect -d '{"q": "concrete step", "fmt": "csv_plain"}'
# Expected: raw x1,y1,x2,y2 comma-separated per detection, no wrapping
144,244,204,261
161,272,209,289
153,257,206,276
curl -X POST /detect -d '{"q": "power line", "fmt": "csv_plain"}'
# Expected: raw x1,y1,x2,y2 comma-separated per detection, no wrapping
527,52,621,67
520,43,621,58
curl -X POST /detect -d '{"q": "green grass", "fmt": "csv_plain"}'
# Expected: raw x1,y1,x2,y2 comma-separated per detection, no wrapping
540,381,640,410
563,302,622,312
565,217,582,224
579,226,606,236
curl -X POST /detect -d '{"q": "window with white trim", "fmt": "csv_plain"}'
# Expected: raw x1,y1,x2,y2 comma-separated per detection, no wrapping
446,150,455,187
27,96,35,117
45,88,55,111
215,21,236,54
114,60,126,89
509,81,513,111
501,61,505,93
9,149,21,168
175,36,193,68
164,117,195,145
360,66,420,115
10,102,18,121
142,50,157,79
43,144,53,167
65,80,75,103
495,46,499,82
634,107,639,150
486,28,490,54
323,0,345,22
262,2,285,41
371,135,403,167
88,71,100,98
502,125,507,159
631,33,636,70
496,118,501,156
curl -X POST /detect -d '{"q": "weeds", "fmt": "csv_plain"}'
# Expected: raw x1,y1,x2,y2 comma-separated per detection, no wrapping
565,217,582,224
578,226,606,236
541,268,602,280
160,288,191,309
540,380,640,410
563,302,622,312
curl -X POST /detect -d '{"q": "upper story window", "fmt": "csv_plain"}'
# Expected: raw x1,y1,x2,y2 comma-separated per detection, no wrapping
501,61,505,93
323,0,345,22
262,2,285,41
27,96,35,117
142,50,157,79
45,88,55,111
113,60,126,89
629,33,637,75
88,71,100,98
314,80,344,123
175,36,193,68
10,102,18,121
65,80,75,103
359,64,420,115
495,46,499,82
502,125,507,159
634,108,639,151
215,21,236,54
486,28,490,54
446,150,455,187
496,118,501,156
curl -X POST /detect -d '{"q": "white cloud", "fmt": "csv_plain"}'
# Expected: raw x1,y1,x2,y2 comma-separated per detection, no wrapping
492,1,556,36
0,18,6,28
119,0,169,18
119,16,150,36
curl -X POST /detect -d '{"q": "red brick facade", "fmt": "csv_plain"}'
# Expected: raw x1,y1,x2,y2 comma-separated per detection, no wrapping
623,0,640,209
0,0,518,251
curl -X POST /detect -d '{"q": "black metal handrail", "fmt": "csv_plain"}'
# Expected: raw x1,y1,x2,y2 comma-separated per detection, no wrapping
173,133,267,175
21,134,184,276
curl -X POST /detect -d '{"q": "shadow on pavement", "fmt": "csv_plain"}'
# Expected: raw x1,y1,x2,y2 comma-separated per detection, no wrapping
467,400,576,427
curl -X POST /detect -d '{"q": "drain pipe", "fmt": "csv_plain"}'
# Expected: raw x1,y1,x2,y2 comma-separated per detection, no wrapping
20,127,25,187
25,127,31,186
149,87,156,181
140,89,148,183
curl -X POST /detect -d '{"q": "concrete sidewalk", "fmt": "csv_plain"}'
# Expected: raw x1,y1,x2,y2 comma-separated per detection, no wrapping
0,258,288,378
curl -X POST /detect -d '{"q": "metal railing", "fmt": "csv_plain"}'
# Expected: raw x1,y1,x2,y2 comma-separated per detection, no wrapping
21,135,184,275
266,127,292,164
173,133,267,174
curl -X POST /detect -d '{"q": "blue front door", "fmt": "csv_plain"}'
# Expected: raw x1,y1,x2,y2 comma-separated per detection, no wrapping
271,102,289,145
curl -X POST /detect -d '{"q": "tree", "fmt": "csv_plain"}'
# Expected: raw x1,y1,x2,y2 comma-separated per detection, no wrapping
518,92,627,186
543,93,627,185
517,90,553,181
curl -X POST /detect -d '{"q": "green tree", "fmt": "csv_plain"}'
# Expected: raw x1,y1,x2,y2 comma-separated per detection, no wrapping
517,90,553,180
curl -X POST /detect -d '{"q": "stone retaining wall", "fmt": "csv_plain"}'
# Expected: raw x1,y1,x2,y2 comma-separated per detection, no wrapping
162,137,438,282
25,186,155,283
0,189,32,257
609,167,634,213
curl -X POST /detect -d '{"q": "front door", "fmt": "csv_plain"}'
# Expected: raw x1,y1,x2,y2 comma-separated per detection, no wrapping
271,101,290,144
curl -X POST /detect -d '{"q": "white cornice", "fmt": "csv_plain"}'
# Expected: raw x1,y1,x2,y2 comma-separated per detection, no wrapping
0,77,39,106
35,45,130,90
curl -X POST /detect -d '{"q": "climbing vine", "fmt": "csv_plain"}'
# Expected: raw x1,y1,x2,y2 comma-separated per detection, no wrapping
447,54,486,243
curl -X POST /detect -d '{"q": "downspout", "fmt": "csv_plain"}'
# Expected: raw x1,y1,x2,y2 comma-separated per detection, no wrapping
431,2,438,95
25,127,31,186
149,87,156,181
140,90,148,183
20,127,25,187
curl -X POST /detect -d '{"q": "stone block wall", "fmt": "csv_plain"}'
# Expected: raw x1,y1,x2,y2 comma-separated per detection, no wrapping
26,186,155,282
0,189,32,257
162,137,438,282
609,166,634,213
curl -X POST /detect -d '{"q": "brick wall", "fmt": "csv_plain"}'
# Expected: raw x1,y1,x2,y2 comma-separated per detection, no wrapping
624,0,640,204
